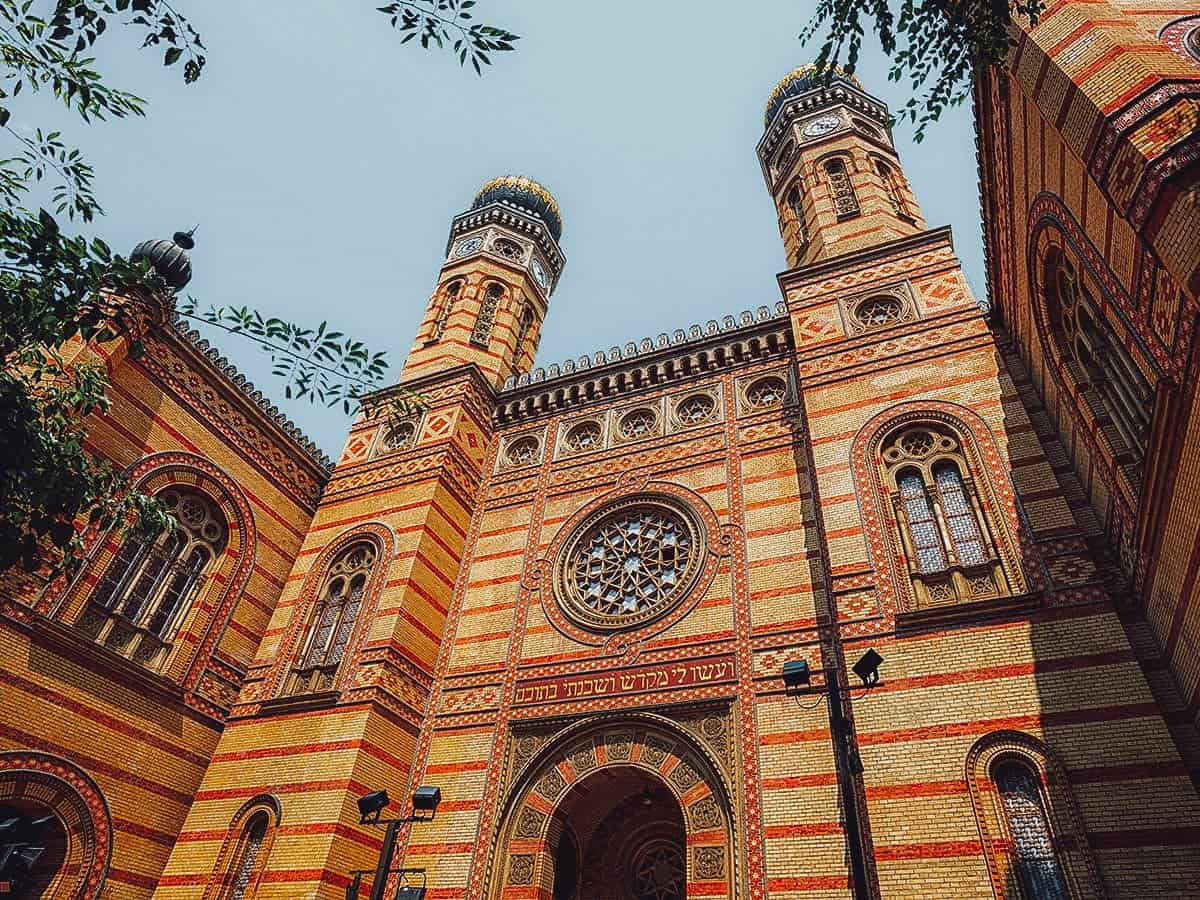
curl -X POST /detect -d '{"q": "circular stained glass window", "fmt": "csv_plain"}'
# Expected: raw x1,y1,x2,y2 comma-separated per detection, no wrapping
564,421,603,452
745,376,787,408
505,435,541,466
855,295,903,329
619,408,658,440
676,393,716,425
555,496,706,631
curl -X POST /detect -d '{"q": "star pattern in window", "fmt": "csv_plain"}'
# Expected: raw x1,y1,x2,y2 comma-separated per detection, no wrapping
676,394,716,425
746,376,787,408
619,408,658,440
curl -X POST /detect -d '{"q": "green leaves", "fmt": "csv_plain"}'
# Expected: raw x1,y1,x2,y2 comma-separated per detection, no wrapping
376,0,519,74
177,298,422,420
803,0,1045,141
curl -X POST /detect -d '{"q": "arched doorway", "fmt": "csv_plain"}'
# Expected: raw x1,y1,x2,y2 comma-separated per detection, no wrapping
488,714,734,900
550,768,685,900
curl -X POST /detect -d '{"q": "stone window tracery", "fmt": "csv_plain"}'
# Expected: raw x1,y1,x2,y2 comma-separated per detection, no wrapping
505,435,541,467
472,282,504,346
433,280,461,340
1045,251,1151,467
493,237,524,261
881,424,1014,611
286,542,375,695
564,421,603,453
854,295,904,331
824,157,859,218
675,393,716,426
514,306,535,365
377,419,417,454
79,489,227,670
555,496,705,630
618,407,659,440
874,159,910,218
786,182,809,249
745,375,787,409
226,813,268,900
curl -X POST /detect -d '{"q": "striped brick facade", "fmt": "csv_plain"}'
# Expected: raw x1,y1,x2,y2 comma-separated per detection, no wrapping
3,6,1199,898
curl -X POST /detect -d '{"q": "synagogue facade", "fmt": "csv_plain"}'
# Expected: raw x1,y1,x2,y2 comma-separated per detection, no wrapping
2,5,1200,900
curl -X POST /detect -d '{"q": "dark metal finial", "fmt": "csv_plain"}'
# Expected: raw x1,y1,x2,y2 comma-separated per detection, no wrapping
173,226,198,250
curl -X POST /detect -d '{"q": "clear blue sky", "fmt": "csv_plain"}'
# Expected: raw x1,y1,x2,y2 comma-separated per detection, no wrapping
59,1,984,457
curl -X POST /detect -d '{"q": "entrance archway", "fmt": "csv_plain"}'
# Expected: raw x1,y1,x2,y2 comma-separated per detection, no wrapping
551,768,685,900
487,714,734,900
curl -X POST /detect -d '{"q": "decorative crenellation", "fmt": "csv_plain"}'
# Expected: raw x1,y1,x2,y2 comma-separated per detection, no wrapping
496,303,791,423
166,312,332,472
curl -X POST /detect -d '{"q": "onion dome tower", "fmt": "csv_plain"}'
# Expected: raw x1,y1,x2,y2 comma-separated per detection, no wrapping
130,229,196,290
757,65,925,267
401,176,565,389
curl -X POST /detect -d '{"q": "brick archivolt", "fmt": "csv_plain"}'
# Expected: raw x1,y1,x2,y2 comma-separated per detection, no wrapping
489,712,736,900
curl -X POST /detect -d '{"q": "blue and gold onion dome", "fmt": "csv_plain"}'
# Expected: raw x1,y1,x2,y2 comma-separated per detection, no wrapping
471,176,562,243
764,64,865,127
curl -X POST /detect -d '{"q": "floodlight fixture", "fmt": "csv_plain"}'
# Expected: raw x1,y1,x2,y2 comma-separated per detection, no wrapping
852,649,883,687
782,659,811,690
411,786,441,819
357,789,390,825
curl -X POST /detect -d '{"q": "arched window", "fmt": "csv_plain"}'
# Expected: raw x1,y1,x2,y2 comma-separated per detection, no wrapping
875,159,910,218
824,158,859,218
432,280,462,340
1045,252,1151,466
881,424,1014,610
786,183,809,248
514,306,535,368
225,812,268,900
79,489,227,669
472,282,504,346
285,542,376,695
993,760,1070,899
967,733,1104,900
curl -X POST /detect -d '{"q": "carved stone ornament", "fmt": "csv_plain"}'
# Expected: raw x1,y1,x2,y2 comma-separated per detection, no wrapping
514,733,544,768
688,795,723,830
537,768,566,801
569,743,597,774
694,846,725,880
509,854,535,885
606,732,634,760
516,806,546,839
670,759,700,791
640,735,673,767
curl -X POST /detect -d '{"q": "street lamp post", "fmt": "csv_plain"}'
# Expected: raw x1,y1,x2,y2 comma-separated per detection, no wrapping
782,649,882,900
350,787,442,900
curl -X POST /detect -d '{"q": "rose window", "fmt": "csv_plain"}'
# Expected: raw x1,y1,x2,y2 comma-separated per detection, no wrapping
619,408,658,440
381,421,416,452
745,376,787,408
493,237,524,261
676,394,716,425
855,295,904,329
556,497,705,630
505,435,541,466
564,421,603,452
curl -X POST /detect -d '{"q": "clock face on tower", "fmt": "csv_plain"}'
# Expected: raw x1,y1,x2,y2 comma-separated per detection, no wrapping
802,114,841,138
454,236,483,257
531,258,548,289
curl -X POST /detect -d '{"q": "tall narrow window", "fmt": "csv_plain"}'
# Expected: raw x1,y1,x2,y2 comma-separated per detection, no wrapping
825,158,859,217
875,160,909,218
286,542,376,695
227,813,268,900
514,306,534,368
79,489,226,668
432,280,461,340
993,761,1069,900
881,423,1015,611
773,139,796,182
786,184,808,247
1047,254,1152,465
472,282,504,346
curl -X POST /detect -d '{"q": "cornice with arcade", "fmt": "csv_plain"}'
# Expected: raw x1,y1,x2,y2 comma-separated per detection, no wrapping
796,311,993,385
495,307,793,424
138,329,331,508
